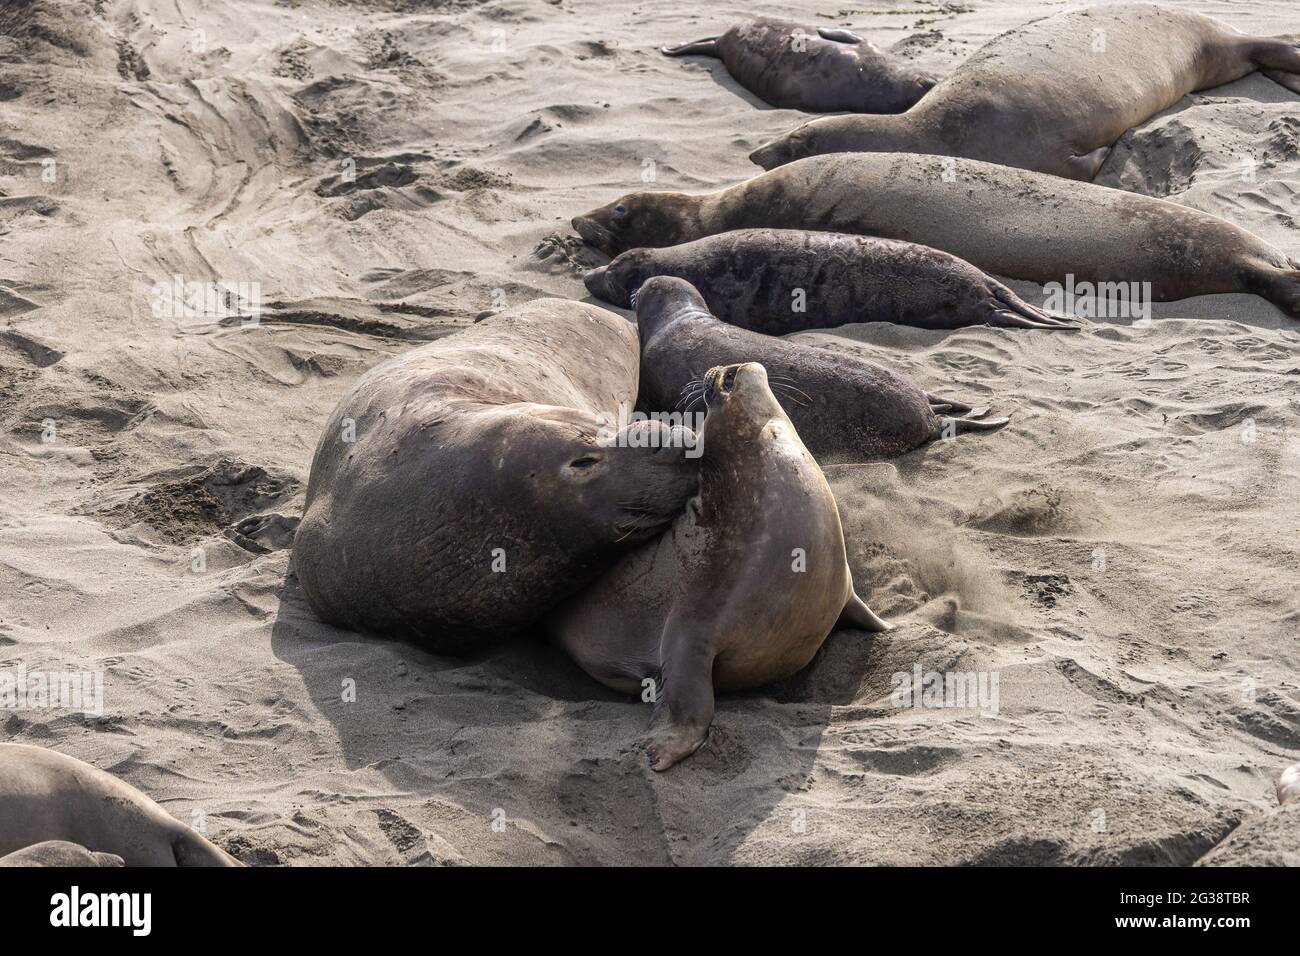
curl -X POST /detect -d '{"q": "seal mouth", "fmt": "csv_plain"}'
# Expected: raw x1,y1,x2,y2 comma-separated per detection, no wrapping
571,215,617,255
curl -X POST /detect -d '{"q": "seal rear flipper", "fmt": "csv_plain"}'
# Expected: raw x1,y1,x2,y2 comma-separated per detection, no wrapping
836,592,891,632
661,37,720,58
817,27,864,44
936,415,1010,439
988,284,1079,330
171,828,244,867
1252,265,1300,318
1261,69,1300,95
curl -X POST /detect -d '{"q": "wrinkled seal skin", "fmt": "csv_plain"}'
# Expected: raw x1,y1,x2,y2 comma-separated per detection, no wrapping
585,229,1075,332
662,16,935,113
0,841,124,867
0,744,242,867
631,277,1006,463
549,353,890,771
572,153,1300,318
750,4,1300,177
294,299,699,652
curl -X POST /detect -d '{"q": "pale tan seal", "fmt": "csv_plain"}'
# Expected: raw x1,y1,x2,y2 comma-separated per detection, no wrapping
572,152,1300,318
0,744,241,866
750,4,1300,176
549,359,888,771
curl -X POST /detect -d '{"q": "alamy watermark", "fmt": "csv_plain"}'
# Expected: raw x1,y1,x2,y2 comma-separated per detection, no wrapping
891,665,1000,716
1043,274,1151,324
0,666,104,717
150,274,261,330
595,403,704,458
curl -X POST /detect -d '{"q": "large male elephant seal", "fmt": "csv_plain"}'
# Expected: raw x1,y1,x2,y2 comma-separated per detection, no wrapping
750,3,1300,176
0,744,241,866
585,229,1075,332
663,16,935,113
633,276,1007,462
294,299,698,651
572,153,1300,318
0,841,124,867
550,355,890,770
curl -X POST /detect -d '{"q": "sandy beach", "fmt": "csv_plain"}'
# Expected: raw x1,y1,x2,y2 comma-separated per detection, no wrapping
1,0,1298,865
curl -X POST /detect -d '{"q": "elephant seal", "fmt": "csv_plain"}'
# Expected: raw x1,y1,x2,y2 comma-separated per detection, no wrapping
633,276,1007,462
549,355,890,771
662,16,935,113
0,744,241,866
750,4,1300,176
294,299,698,651
0,841,124,867
585,229,1075,332
572,153,1300,318
1280,763,1300,805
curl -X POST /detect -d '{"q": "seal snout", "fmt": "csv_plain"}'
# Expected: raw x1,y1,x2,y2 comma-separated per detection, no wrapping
583,264,615,302
571,214,616,255
749,138,794,170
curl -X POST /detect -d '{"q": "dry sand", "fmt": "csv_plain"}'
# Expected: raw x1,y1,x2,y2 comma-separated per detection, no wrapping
1,0,1298,865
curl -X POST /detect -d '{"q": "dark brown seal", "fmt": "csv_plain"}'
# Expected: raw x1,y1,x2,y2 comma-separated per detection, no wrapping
631,276,1006,464
584,228,1075,331
663,16,935,113
750,4,1300,176
0,744,241,866
571,153,1300,318
293,298,698,652
550,357,890,770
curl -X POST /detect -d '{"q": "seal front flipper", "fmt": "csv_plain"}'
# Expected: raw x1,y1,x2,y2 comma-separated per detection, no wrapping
836,590,891,632
1261,69,1300,95
661,37,720,57
639,619,716,772
816,27,863,44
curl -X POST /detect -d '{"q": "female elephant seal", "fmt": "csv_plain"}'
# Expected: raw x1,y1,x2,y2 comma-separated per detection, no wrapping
585,229,1075,332
0,744,241,866
572,153,1300,318
294,299,698,652
0,841,124,867
663,16,935,113
549,356,889,771
750,3,1300,176
633,276,1007,463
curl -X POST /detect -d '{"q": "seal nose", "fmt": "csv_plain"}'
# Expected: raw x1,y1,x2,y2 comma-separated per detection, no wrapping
749,141,784,170
583,265,611,300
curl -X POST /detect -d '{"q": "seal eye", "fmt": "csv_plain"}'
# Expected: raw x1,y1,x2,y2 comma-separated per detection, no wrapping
722,367,738,391
569,456,601,469
612,205,627,217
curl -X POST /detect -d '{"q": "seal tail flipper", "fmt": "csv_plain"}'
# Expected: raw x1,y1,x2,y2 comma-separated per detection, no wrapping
1262,69,1300,95
661,37,720,58
926,392,972,415
836,591,891,632
817,27,864,44
989,283,1079,330
172,828,245,867
1252,265,1300,318
937,414,1011,438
